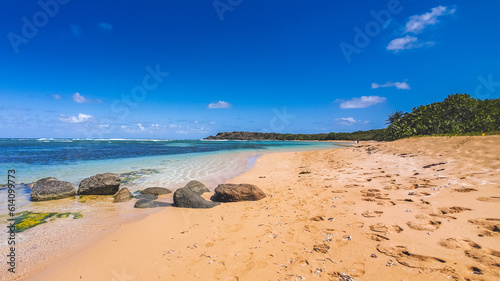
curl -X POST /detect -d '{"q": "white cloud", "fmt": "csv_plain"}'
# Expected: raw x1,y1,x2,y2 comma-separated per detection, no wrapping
137,123,145,131
372,81,410,90
387,6,455,53
53,94,61,100
336,117,370,126
387,36,435,52
404,6,456,34
73,92,87,103
208,101,232,109
98,22,113,32
73,92,103,104
338,96,386,109
59,113,93,123
70,24,82,37
169,124,178,128
386,35,419,51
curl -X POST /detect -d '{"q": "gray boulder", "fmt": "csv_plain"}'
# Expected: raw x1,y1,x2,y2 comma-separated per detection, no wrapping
113,188,132,203
141,187,172,195
78,173,121,195
184,180,210,195
135,194,158,200
134,199,170,208
213,183,266,202
31,177,76,201
173,186,219,209
134,199,157,208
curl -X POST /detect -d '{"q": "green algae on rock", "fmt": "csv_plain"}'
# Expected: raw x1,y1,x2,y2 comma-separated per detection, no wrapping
10,211,83,232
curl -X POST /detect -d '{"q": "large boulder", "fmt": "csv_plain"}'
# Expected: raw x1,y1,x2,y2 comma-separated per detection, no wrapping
141,187,172,195
135,194,158,200
78,173,121,195
113,188,132,203
31,177,76,201
213,183,266,202
134,199,157,208
134,199,170,208
184,180,210,195
173,186,220,209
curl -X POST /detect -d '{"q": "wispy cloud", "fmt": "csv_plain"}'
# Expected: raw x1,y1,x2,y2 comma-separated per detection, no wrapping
59,113,93,123
372,81,410,90
404,6,456,34
337,96,386,109
387,6,455,52
137,123,145,131
337,117,369,126
98,22,113,32
53,94,62,100
73,92,103,104
208,101,232,109
70,24,82,37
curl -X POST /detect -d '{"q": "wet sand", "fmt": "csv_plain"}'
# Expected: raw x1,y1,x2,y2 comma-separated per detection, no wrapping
20,136,500,280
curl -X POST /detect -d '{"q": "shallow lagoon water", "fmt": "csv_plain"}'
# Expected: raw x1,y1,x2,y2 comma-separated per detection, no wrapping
0,139,344,215
0,139,347,279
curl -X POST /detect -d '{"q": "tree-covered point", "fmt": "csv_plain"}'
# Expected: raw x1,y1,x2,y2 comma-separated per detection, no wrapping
206,94,500,141
376,94,500,140
205,130,383,141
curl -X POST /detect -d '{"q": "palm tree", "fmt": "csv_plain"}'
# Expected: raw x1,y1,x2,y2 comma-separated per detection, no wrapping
386,111,404,125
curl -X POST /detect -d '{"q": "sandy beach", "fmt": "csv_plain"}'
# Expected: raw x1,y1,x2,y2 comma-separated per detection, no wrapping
24,135,500,280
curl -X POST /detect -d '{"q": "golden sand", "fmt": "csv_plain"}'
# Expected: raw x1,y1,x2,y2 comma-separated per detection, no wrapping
26,136,500,280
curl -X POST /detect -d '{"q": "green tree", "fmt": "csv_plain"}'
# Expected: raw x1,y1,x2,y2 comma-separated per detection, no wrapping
386,111,404,125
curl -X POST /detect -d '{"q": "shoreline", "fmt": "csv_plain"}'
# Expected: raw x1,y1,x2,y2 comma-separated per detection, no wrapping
13,136,500,280
1,142,339,280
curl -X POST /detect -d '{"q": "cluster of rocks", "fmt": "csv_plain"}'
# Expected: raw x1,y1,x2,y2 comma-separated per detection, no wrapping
30,173,267,209
31,173,121,201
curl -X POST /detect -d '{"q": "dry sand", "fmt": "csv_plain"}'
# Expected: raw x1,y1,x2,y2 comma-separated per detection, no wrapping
26,136,500,280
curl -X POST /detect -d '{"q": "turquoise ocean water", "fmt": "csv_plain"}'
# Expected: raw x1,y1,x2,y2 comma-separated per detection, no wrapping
0,139,344,215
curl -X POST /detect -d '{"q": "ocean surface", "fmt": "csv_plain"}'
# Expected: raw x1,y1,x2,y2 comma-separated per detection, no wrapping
0,138,345,215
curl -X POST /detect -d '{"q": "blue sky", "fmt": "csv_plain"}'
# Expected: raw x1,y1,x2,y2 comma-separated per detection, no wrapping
1,0,499,138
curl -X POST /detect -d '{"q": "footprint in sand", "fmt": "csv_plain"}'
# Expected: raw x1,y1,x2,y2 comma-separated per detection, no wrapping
406,220,441,231
369,223,388,233
331,190,347,193
453,188,478,193
352,222,364,228
342,201,356,206
377,244,446,269
310,215,324,221
468,218,500,236
476,197,500,202
464,248,500,270
313,243,330,253
439,206,472,214
376,201,396,207
391,225,404,233
366,233,390,241
362,211,383,218
304,224,320,233
361,189,382,198
438,238,481,250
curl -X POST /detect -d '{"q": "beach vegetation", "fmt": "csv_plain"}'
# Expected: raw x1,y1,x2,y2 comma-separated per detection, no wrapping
386,111,404,125
207,94,499,142
376,94,500,141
